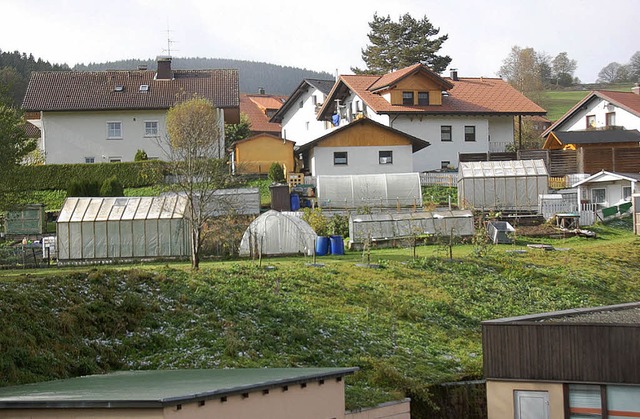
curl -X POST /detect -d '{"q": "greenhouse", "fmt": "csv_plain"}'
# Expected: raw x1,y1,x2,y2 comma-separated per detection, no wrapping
57,195,190,262
316,173,423,210
349,210,475,248
239,210,317,257
457,160,548,211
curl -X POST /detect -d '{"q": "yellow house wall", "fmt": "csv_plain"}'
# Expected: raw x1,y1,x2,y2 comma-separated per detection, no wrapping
389,73,443,106
235,135,294,174
316,123,413,148
486,380,565,419
0,380,346,419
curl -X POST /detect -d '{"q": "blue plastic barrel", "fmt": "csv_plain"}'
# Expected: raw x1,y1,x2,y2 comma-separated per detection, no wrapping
290,194,300,211
329,235,345,255
315,236,330,256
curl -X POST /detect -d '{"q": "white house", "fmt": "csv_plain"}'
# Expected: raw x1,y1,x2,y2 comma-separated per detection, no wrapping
22,57,240,164
543,86,640,135
572,170,639,209
294,117,429,176
270,78,335,145
312,64,546,172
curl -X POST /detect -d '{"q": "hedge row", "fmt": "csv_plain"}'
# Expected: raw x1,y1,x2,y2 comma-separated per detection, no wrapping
15,161,168,191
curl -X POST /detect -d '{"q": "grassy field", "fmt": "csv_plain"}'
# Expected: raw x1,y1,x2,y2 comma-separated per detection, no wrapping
542,83,634,121
1,218,639,417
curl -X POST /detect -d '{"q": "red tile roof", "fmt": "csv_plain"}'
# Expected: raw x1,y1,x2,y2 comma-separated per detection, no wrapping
22,69,239,112
318,65,545,119
369,63,453,92
240,94,285,135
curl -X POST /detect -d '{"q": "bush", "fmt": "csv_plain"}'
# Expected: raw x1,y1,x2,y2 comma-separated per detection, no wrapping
134,149,149,161
15,161,167,191
100,176,124,197
67,179,100,197
268,162,285,183
302,207,330,236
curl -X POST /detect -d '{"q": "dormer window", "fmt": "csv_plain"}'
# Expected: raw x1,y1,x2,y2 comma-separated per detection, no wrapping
418,92,429,106
114,85,124,92
139,84,149,93
402,92,414,106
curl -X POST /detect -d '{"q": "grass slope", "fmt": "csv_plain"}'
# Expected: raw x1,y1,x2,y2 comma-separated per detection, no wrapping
542,83,634,121
1,220,639,415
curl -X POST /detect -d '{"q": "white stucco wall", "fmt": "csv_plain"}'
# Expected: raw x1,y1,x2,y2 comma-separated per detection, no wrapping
281,88,331,145
41,109,225,164
393,116,513,172
310,145,414,176
562,97,640,131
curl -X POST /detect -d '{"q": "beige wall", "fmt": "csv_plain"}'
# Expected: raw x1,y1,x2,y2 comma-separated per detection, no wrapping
486,380,564,419
0,409,162,418
346,398,411,419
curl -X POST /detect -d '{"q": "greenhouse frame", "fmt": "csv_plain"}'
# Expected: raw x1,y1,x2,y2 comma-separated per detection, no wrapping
57,196,190,261
349,210,475,248
239,210,317,257
316,173,423,210
457,160,549,211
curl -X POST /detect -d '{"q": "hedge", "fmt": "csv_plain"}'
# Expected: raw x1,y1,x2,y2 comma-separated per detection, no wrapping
15,161,168,191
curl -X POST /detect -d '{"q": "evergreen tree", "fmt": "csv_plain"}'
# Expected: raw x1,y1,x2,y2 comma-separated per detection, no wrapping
353,13,452,74
224,113,252,150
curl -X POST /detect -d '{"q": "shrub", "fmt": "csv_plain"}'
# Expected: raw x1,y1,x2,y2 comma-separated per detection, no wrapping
100,176,124,197
268,162,285,183
67,179,100,197
134,149,149,161
302,207,330,236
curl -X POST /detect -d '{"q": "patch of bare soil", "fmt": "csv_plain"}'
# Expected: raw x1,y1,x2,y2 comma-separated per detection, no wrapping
514,223,564,237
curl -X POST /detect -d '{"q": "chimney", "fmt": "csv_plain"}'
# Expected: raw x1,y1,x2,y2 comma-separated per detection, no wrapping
156,56,173,80
633,83,640,95
138,64,148,71
450,68,458,81
258,87,265,95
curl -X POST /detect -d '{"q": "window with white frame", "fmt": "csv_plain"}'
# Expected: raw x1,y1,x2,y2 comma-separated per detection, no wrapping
379,150,393,164
441,125,452,142
333,151,348,165
144,121,158,137
591,188,606,204
606,112,616,127
107,121,122,139
624,186,632,201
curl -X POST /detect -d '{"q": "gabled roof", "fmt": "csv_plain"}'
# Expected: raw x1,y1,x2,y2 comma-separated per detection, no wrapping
572,170,640,188
240,93,286,134
547,129,640,147
369,63,453,92
22,69,239,112
542,90,640,137
295,117,430,153
233,132,295,146
317,65,545,120
269,78,335,123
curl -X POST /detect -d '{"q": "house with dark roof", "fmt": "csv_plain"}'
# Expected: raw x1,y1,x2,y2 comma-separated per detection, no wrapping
240,92,286,136
22,57,240,164
483,302,640,419
269,78,336,145
281,65,545,173
295,117,429,176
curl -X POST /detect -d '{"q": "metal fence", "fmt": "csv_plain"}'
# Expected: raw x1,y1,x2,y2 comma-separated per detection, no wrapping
0,244,51,269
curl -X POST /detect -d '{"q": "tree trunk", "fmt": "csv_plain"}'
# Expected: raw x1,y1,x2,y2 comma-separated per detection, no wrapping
191,227,200,270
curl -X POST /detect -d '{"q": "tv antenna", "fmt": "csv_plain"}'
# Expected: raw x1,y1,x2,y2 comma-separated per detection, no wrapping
162,25,178,57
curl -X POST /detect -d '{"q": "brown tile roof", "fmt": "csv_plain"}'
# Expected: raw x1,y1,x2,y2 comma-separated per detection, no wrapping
22,69,239,112
318,65,545,120
240,94,285,135
23,121,40,138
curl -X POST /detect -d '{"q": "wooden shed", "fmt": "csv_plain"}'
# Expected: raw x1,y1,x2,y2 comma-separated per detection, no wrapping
232,133,295,175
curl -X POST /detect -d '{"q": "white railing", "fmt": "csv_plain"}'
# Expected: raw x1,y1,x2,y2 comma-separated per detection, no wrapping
488,141,513,153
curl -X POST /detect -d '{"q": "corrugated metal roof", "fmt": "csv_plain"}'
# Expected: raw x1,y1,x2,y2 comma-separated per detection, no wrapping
58,196,188,223
458,159,548,179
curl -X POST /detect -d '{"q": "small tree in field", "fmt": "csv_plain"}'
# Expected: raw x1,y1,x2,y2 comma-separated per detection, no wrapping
161,96,230,269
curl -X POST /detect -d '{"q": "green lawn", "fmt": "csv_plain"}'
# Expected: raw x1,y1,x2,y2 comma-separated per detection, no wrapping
542,83,635,121
1,218,638,416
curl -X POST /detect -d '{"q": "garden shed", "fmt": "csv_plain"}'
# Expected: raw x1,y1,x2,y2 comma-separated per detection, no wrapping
316,173,422,209
349,210,474,248
457,160,548,211
57,196,190,262
239,210,317,257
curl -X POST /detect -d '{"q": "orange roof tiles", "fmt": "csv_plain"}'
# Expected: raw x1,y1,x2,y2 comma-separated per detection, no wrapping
240,94,285,135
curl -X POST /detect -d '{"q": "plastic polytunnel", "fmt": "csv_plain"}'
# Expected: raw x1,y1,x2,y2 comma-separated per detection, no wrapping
457,160,548,211
239,210,317,257
57,195,191,261
316,173,423,209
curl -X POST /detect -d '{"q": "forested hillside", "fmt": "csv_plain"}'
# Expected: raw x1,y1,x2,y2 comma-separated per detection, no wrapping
73,57,334,95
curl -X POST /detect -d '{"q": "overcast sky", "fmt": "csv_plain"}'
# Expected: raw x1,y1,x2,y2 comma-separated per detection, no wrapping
2,0,638,84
